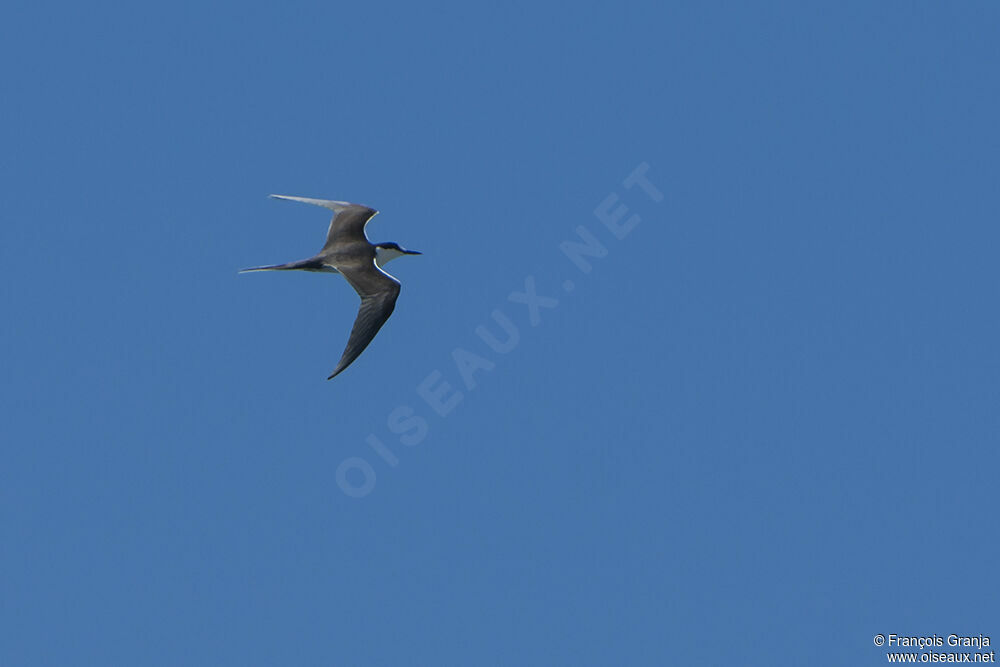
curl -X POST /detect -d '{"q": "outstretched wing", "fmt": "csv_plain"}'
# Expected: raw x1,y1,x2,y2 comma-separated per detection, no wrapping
328,263,401,379
269,195,378,250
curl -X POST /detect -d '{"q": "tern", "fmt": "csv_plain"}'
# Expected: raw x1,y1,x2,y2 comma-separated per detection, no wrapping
240,195,421,379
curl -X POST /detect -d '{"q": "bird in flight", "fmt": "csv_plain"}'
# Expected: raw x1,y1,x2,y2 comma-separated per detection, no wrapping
240,195,421,379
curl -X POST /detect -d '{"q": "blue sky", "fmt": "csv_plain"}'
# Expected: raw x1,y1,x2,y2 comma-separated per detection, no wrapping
2,2,999,665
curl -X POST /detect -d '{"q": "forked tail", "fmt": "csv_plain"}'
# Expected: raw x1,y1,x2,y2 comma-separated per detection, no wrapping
238,257,332,273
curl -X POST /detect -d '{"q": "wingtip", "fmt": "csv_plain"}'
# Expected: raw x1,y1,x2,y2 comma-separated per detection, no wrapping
270,194,308,203
267,194,354,211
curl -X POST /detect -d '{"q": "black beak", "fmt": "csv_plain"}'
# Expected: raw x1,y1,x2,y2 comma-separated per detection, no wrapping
404,249,422,255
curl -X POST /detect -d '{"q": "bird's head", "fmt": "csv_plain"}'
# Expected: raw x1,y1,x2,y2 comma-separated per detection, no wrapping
375,242,421,267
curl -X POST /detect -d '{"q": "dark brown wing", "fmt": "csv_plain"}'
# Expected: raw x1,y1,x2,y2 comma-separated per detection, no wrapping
268,195,378,250
322,205,379,250
328,263,401,379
